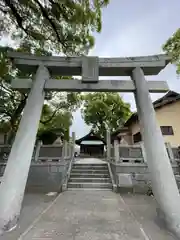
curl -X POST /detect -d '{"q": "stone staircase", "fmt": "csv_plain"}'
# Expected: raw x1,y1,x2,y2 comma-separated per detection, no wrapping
68,163,112,190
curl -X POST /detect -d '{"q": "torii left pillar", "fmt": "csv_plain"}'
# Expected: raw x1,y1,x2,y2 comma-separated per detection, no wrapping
0,65,49,234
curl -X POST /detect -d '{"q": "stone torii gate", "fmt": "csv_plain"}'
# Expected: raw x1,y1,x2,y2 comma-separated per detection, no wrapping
0,52,180,238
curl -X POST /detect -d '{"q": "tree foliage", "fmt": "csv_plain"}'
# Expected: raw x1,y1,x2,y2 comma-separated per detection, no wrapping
0,45,81,144
0,0,110,144
81,92,131,137
163,28,180,74
0,46,28,142
38,104,73,143
0,0,109,55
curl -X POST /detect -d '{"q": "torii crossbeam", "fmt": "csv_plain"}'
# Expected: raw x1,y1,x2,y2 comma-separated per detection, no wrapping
10,53,169,93
0,52,180,239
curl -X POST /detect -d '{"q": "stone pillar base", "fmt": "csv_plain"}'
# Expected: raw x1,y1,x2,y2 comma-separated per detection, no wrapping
0,215,18,236
156,207,180,239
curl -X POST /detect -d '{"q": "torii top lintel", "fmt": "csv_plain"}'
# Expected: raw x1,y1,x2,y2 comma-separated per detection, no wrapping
8,52,171,77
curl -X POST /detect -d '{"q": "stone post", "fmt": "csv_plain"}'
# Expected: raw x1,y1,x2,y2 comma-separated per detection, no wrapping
140,142,147,163
71,132,76,158
106,130,111,162
62,142,65,159
64,141,68,159
34,140,42,162
165,142,175,163
114,140,120,163
131,67,180,238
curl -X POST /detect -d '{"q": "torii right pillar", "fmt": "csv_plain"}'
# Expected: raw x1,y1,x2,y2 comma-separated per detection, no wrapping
131,67,180,238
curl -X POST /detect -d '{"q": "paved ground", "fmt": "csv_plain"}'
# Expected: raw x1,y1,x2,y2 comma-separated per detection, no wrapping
2,190,177,240
1,193,57,240
121,194,177,240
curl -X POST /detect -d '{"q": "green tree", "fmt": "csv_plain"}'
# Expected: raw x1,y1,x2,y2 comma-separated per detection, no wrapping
38,104,73,143
0,1,110,143
0,45,28,143
81,92,131,137
0,0,109,55
163,28,180,73
0,0,109,142
0,45,81,143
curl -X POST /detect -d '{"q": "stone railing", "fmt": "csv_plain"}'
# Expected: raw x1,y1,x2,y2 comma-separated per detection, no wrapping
0,131,76,192
110,141,180,164
37,144,63,162
33,141,74,163
0,144,36,162
0,140,74,176
110,144,114,160
0,163,6,178
0,142,74,192
109,142,180,194
119,145,143,163
110,143,144,163
0,140,74,164
0,145,12,162
110,161,180,194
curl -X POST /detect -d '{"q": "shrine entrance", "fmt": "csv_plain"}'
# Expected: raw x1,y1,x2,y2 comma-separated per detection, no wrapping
75,131,106,158
1,51,180,238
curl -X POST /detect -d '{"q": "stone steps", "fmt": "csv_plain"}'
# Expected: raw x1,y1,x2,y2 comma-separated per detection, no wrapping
69,178,111,183
73,163,108,168
71,169,109,174
68,182,112,189
72,166,108,170
67,188,111,191
70,173,110,178
68,163,112,190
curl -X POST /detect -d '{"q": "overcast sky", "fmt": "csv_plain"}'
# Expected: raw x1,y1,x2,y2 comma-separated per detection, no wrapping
71,0,180,139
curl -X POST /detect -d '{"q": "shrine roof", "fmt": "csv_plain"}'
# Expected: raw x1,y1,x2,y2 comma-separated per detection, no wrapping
75,131,106,145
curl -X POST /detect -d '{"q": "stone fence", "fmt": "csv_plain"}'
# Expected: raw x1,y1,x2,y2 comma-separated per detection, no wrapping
110,142,180,193
110,142,180,163
0,161,70,193
0,145,13,162
0,141,74,163
26,161,70,193
0,141,74,192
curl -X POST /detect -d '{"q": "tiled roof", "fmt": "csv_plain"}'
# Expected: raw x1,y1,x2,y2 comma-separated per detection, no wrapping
112,90,180,135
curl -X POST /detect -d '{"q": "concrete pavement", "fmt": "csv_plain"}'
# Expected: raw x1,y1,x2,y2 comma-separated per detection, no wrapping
121,194,177,239
1,193,57,240
5,190,176,240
